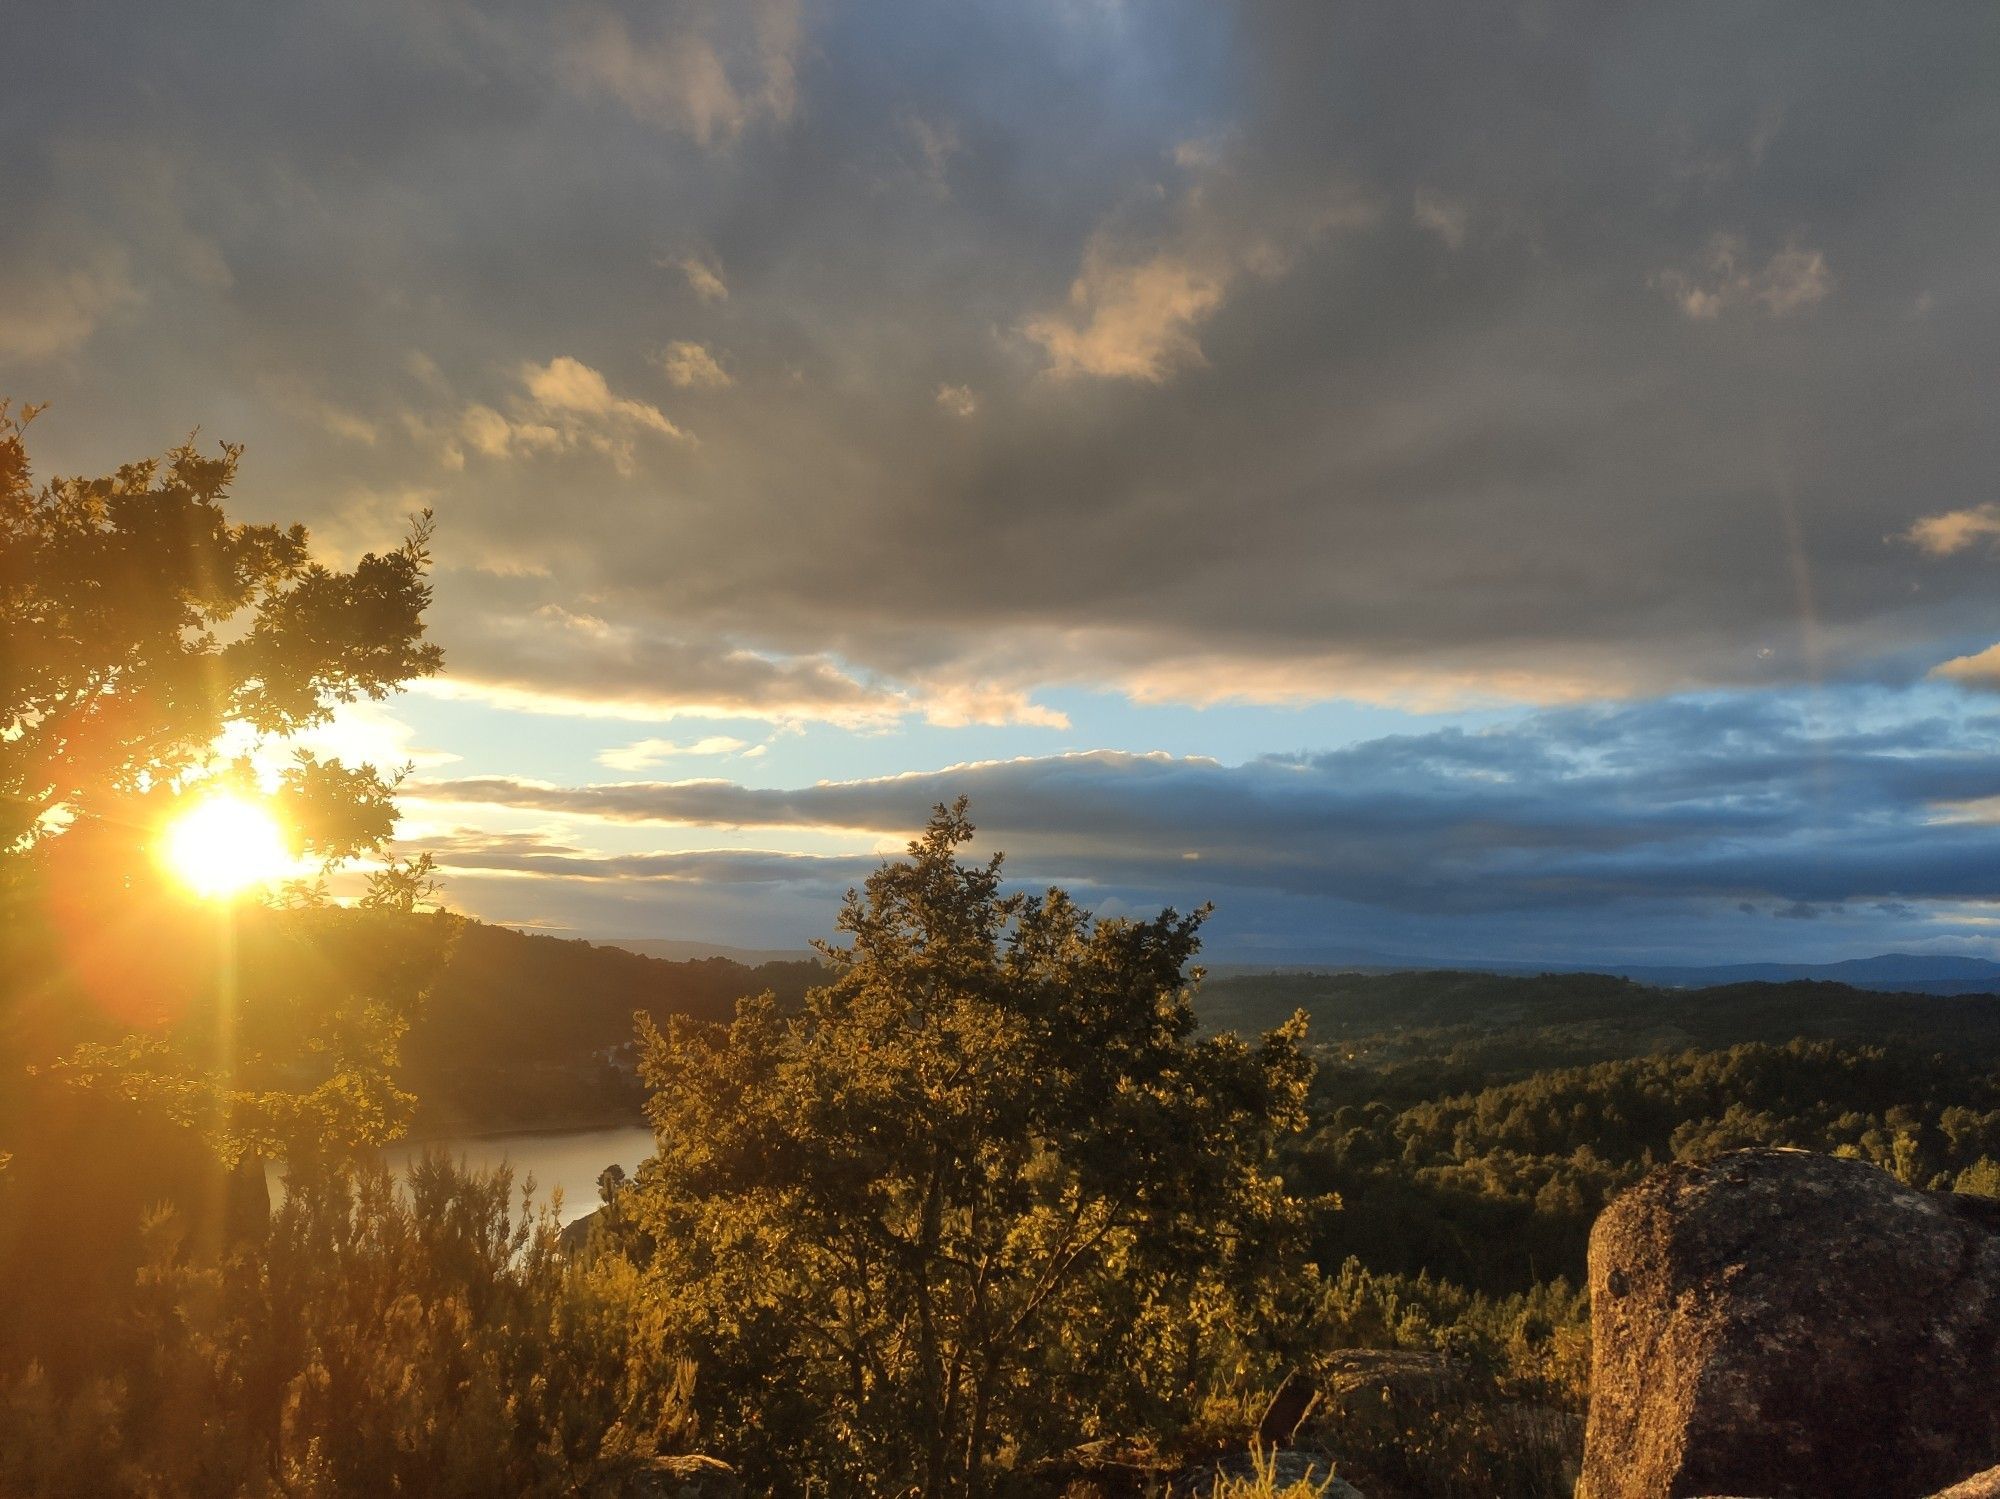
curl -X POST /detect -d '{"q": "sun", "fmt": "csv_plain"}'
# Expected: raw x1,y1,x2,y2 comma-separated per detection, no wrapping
161,792,294,900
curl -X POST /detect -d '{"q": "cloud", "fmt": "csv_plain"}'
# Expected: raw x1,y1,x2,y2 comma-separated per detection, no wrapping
428,607,1071,729
904,114,961,186
935,383,977,416
314,405,379,445
1757,247,1836,315
1025,145,1375,382
1412,188,1469,250
658,340,732,388
0,244,138,359
309,481,443,569
1101,643,1605,713
1656,235,1835,319
521,356,681,434
409,689,2000,924
666,252,730,302
598,734,755,769
445,357,687,474
410,828,877,889
1902,504,2000,557
9,1,2000,722
556,0,802,144
429,605,908,725
293,701,460,774
1932,644,2000,690
1025,249,1227,383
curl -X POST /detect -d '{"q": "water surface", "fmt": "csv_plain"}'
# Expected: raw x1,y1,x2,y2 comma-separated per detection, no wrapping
268,1124,654,1227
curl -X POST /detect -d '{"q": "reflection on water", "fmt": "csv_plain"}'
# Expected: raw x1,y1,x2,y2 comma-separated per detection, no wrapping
266,1125,655,1227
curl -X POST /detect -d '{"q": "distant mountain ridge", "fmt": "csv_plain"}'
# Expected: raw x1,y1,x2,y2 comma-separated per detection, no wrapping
598,937,821,967
1194,967,2000,1078
1606,952,2000,993
1206,949,2000,996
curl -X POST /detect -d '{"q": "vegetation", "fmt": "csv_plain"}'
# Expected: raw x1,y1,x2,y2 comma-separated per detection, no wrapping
1199,967,2000,1075
1259,982,2000,1294
0,400,447,1168
628,802,1316,1497
397,923,821,1135
0,406,461,1378
0,1155,692,1498
6,410,2000,1496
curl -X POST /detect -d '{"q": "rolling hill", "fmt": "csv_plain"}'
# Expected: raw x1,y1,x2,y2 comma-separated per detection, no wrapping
400,921,824,1135
1196,966,2000,1080
391,923,2000,1136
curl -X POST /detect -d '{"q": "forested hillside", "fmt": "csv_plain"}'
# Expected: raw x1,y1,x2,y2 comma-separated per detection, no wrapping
1199,968,2000,1074
1199,969,2000,1298
399,921,822,1133
404,942,2000,1150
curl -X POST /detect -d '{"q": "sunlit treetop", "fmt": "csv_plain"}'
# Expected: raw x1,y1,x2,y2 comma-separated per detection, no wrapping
0,400,443,869
0,400,452,1164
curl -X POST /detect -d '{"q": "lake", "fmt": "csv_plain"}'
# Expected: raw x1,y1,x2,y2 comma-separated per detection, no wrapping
267,1124,655,1227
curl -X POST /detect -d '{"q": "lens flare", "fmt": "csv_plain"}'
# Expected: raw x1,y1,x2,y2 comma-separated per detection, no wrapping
161,793,292,899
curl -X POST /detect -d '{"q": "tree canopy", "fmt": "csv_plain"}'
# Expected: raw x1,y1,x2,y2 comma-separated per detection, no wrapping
0,405,451,1367
632,799,1317,1497
0,400,439,864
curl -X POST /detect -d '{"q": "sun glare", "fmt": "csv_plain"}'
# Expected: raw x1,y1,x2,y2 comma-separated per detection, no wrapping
162,793,293,900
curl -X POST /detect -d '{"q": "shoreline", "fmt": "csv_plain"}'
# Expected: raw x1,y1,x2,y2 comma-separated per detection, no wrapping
394,1118,653,1149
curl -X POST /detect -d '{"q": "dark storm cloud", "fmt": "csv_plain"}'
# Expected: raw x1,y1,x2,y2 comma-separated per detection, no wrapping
7,2,2000,715
412,689,2000,917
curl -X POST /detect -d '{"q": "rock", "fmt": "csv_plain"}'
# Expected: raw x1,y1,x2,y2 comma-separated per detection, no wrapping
1022,1436,1167,1496
1320,1348,1467,1404
1579,1148,2000,1499
1931,1469,2000,1499
1256,1367,1323,1446
1305,1347,1577,1498
628,1453,738,1497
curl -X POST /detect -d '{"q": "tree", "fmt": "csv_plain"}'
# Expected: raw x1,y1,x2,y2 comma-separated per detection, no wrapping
632,800,1316,1497
0,400,446,1128
0,401,439,859
0,402,449,1367
0,405,714,1496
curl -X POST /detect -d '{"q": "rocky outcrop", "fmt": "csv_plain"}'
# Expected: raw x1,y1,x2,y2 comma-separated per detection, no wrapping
1930,1468,2000,1499
1319,1348,1467,1406
1686,1469,2000,1499
1580,1148,2000,1499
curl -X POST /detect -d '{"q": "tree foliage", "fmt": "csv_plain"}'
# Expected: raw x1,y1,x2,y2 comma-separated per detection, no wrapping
0,404,450,1376
1294,1036,2000,1295
632,800,1317,1496
0,400,439,859
0,403,447,1128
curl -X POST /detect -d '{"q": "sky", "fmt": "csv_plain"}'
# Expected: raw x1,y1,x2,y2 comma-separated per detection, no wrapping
5,0,2000,963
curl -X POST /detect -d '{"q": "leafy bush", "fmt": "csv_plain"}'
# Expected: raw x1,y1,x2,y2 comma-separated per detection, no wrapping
0,1155,698,1498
